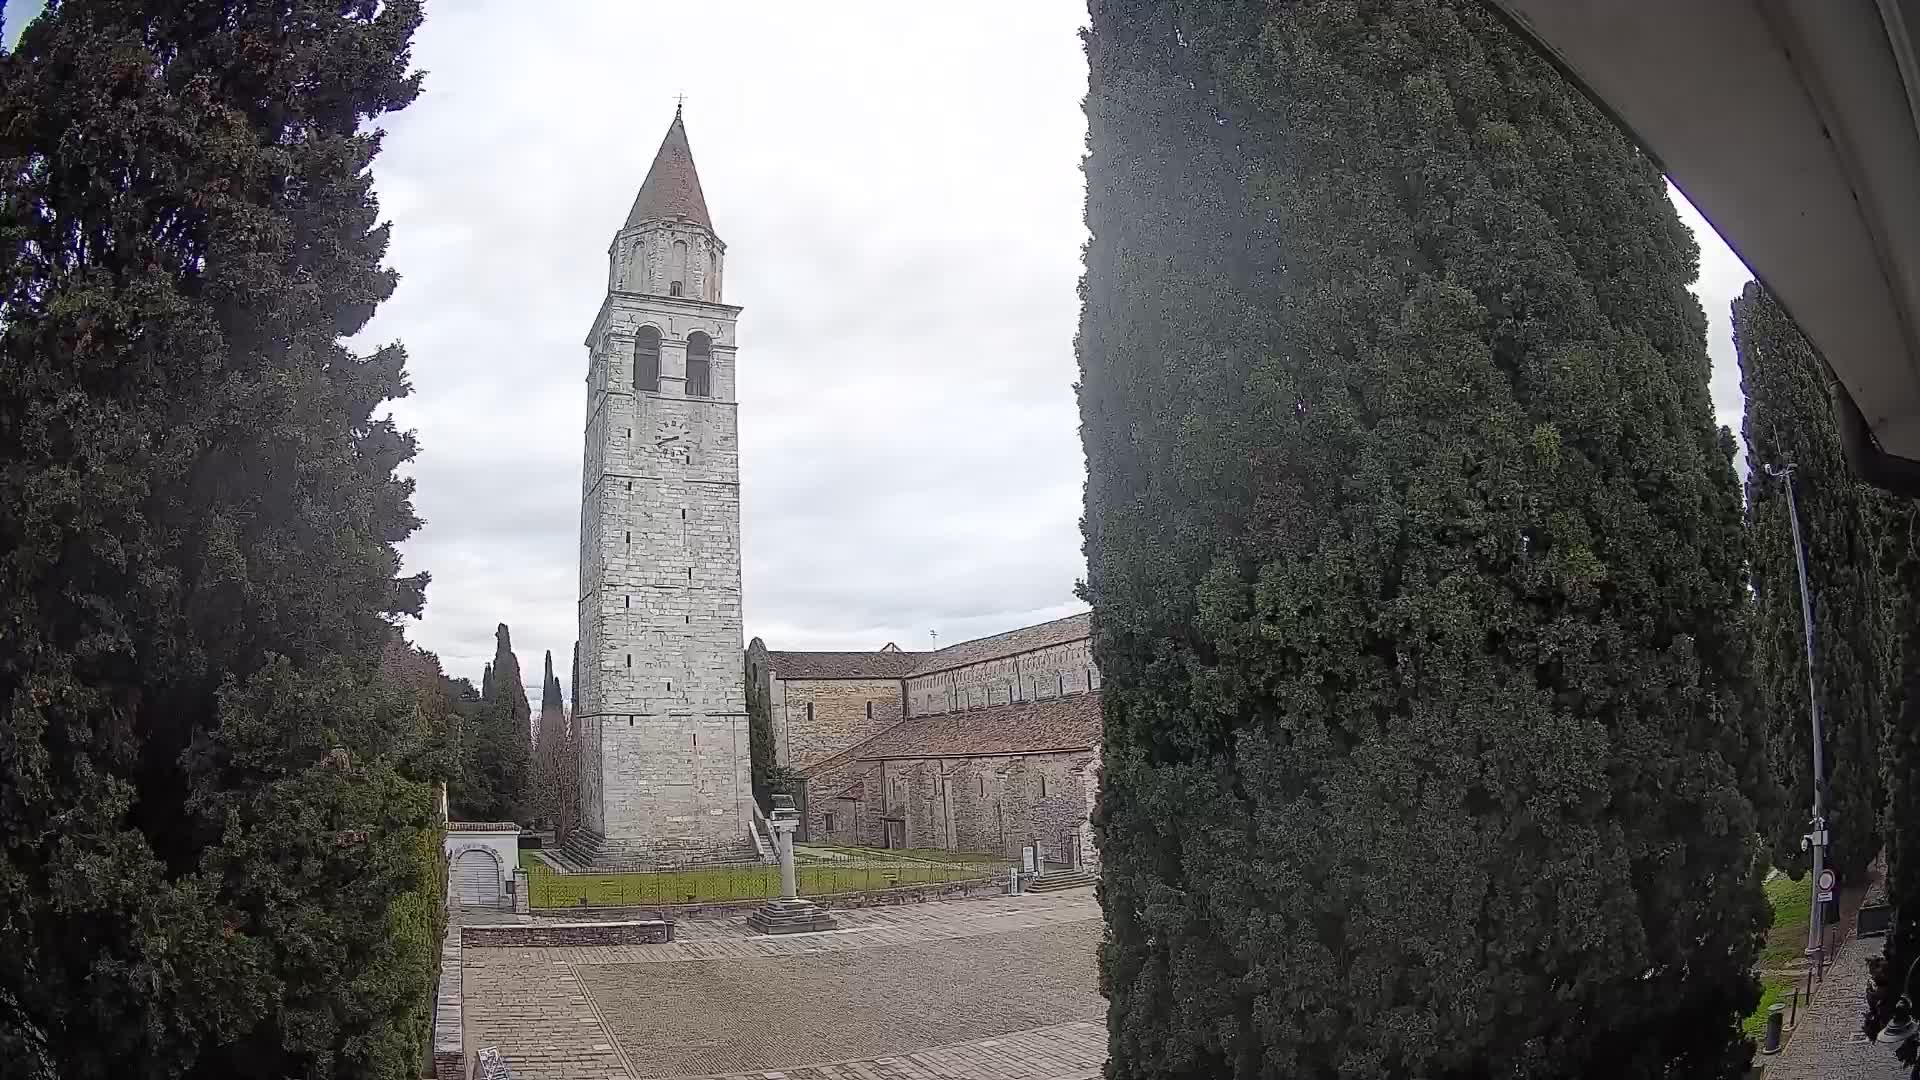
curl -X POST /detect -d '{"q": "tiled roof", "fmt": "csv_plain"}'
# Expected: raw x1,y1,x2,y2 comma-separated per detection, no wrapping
906,611,1091,677
625,111,713,232
765,650,926,680
842,692,1101,762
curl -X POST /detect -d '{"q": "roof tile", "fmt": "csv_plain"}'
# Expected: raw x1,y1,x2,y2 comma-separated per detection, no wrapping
765,650,925,680
905,612,1091,677
822,692,1101,764
625,112,713,232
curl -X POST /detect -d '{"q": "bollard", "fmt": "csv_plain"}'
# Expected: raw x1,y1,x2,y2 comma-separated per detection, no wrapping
1761,1003,1786,1055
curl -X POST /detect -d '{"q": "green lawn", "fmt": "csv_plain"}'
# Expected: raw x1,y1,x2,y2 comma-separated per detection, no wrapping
520,850,1000,908
1742,972,1798,1040
1759,872,1814,970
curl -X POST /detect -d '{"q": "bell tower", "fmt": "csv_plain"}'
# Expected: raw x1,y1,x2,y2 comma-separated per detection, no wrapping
574,108,750,865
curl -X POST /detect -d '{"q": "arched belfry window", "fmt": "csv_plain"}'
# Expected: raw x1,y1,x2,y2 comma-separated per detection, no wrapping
686,331,712,398
634,326,661,393
707,250,719,300
669,239,688,296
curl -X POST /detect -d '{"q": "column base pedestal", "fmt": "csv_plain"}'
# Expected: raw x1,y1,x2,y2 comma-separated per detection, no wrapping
746,897,839,935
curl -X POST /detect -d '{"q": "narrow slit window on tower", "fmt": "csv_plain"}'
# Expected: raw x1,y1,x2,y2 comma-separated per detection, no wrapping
1040,775,1049,798
625,654,631,668
634,325,661,392
805,702,814,723
625,531,631,544
979,776,986,797
667,679,672,692
1058,673,1066,697
686,331,712,397
624,595,630,608
866,700,873,721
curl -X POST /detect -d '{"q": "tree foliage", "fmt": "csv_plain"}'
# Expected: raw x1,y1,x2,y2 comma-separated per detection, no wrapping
1735,282,1888,881
530,649,576,834
0,1,437,1075
747,654,774,808
1870,506,1920,1067
1078,2,1766,1076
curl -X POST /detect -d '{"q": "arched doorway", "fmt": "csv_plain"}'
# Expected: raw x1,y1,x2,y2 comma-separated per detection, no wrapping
453,848,502,908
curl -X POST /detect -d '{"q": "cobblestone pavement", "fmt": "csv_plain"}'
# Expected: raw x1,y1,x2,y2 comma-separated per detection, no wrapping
1763,933,1907,1079
462,891,1104,1080
696,1019,1106,1080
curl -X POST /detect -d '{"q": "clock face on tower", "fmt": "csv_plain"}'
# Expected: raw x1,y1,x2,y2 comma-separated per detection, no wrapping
654,415,691,462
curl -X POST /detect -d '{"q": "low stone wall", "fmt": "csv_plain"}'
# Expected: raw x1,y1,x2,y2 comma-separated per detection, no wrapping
461,919,674,948
432,898,464,1079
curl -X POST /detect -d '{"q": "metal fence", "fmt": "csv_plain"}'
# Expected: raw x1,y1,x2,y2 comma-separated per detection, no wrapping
524,845,1012,910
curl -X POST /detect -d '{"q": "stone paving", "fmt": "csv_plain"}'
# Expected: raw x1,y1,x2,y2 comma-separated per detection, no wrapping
461,891,1104,1080
1763,932,1908,1079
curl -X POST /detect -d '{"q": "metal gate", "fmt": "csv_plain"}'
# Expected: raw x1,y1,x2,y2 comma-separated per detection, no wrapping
455,850,501,908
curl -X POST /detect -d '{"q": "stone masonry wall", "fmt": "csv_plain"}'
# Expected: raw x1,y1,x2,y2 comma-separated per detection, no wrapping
770,677,905,770
578,226,750,858
829,749,1096,864
904,639,1099,717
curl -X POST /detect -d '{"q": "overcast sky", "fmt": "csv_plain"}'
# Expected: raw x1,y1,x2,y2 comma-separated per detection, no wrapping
4,0,1753,704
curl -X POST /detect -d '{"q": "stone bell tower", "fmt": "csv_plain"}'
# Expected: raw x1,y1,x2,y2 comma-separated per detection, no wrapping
572,108,750,866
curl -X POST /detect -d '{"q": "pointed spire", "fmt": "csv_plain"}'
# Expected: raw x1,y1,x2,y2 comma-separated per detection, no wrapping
625,111,713,232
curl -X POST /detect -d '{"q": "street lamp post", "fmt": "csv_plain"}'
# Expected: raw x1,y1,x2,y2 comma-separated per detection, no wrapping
1764,461,1831,977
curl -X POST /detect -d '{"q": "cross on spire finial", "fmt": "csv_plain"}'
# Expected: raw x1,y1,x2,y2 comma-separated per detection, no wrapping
674,92,687,117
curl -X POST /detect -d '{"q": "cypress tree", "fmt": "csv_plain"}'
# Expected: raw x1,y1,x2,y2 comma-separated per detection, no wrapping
0,1,437,1076
447,624,530,823
1735,282,1889,881
488,622,532,738
531,650,570,830
1079,2,1766,1076
1870,508,1920,1061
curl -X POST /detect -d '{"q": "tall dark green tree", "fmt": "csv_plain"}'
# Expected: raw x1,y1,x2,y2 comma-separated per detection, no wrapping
0,2,438,1077
747,654,773,807
488,622,532,738
1735,281,1889,881
531,650,570,831
1870,505,1920,1067
446,624,530,823
1079,2,1767,1077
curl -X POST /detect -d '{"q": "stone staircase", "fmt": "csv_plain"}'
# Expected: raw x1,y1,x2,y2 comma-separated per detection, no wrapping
1025,868,1096,893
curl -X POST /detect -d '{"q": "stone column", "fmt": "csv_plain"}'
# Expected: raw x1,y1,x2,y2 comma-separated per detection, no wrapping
746,795,836,935
775,820,798,899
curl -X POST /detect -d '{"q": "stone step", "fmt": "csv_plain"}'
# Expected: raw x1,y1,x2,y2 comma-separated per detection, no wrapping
1025,869,1096,893
746,897,840,935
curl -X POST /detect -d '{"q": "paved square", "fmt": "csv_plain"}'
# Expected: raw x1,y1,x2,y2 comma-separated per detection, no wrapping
579,922,1100,1078
462,892,1107,1080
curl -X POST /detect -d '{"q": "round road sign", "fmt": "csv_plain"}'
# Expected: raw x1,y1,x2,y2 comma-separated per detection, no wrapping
1817,868,1836,893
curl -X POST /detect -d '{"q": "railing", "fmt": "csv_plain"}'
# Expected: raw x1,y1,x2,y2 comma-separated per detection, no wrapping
523,845,1013,909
